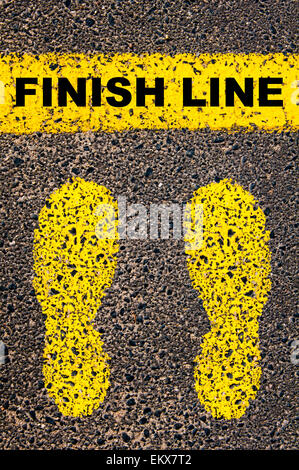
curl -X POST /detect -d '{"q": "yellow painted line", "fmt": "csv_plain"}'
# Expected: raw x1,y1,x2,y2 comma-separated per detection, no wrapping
33,178,119,417
0,53,297,133
185,180,271,419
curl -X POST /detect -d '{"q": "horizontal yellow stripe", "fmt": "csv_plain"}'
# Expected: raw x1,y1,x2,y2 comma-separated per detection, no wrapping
0,53,297,133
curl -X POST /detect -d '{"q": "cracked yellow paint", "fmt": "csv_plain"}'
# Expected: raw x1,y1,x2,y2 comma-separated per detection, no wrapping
185,180,271,419
0,81,4,105
0,53,297,133
33,178,119,417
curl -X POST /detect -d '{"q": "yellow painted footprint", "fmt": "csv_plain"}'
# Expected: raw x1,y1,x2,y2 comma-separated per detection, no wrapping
33,178,119,417
185,179,271,419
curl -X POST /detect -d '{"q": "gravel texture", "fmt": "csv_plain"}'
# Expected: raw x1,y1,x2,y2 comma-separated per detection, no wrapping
0,0,298,450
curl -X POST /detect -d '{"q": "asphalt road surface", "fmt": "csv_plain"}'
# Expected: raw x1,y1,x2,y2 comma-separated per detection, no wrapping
0,0,298,450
